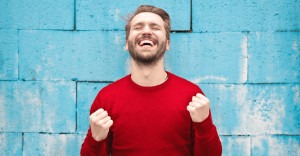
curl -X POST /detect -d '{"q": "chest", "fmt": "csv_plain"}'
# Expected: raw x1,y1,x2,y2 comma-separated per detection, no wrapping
107,93,192,142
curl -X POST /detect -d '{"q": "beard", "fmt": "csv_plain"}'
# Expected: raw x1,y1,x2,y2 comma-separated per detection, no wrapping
127,36,167,65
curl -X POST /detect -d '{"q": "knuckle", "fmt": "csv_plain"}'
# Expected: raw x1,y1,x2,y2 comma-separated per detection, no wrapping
97,119,104,124
103,111,108,116
89,117,95,123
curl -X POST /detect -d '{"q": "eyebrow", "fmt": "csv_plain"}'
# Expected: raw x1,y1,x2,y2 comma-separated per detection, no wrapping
132,22,161,27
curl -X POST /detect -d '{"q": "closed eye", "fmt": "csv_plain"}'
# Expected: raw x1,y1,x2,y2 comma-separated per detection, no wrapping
152,27,160,30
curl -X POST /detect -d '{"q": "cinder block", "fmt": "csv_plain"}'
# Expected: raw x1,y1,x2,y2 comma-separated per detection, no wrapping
165,33,247,83
199,84,300,135
23,133,85,156
77,82,109,134
0,133,22,156
0,29,18,80
219,136,250,156
76,0,190,31
19,30,130,81
192,0,299,32
0,81,76,132
260,0,300,31
252,135,300,155
248,32,300,83
0,0,74,29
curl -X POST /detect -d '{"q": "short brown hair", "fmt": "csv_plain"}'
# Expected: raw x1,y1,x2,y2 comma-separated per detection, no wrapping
125,5,171,40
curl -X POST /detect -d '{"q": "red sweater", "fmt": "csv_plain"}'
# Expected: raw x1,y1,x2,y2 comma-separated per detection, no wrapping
81,72,222,156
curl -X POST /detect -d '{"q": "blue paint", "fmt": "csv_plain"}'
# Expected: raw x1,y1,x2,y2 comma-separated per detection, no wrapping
193,0,299,32
0,0,74,29
0,0,299,155
199,84,300,135
248,32,300,83
19,30,130,81
76,0,190,31
23,133,84,155
252,135,300,155
0,133,22,155
220,136,250,155
0,81,76,132
77,82,109,134
165,33,245,83
0,29,18,80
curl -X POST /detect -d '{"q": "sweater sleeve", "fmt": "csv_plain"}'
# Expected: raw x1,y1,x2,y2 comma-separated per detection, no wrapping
80,92,112,156
192,110,222,156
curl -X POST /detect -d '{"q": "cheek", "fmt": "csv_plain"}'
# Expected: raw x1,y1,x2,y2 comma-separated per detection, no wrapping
129,31,140,40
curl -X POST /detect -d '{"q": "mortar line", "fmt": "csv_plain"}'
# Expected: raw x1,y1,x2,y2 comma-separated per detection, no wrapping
190,0,193,32
246,34,249,84
250,135,252,156
219,134,300,136
22,132,24,155
12,29,299,33
0,132,299,135
75,81,78,133
17,29,20,80
1,79,299,85
74,0,76,30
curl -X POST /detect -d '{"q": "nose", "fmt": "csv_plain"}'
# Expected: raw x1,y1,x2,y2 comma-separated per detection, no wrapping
141,25,152,36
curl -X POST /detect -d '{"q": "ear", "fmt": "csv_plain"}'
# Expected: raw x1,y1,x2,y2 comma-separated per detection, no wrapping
165,40,170,51
125,40,128,50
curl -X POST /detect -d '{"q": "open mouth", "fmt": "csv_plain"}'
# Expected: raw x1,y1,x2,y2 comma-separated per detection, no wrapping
138,39,157,47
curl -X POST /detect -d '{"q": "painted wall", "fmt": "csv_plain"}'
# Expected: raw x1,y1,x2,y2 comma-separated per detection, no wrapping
0,0,299,155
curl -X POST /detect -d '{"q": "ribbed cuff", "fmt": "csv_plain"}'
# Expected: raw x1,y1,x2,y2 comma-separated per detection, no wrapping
86,134,106,148
192,112,215,137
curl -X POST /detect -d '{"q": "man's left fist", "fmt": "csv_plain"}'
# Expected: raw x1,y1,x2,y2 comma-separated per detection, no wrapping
187,93,210,123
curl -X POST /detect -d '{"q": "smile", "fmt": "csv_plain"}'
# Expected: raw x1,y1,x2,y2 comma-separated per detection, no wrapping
138,39,157,47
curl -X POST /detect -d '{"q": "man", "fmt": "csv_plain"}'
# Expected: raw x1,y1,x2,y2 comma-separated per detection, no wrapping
81,5,222,156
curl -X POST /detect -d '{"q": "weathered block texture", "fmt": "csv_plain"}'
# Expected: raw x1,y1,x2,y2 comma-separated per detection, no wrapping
199,84,300,135
193,0,300,32
252,135,300,155
19,30,130,81
76,0,190,31
0,133,22,156
0,0,74,29
0,0,299,155
165,33,247,83
23,133,85,156
0,29,18,80
220,136,251,156
0,81,76,132
248,32,300,83
77,82,109,134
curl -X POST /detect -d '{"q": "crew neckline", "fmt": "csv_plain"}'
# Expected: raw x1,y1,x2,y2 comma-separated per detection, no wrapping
128,71,172,91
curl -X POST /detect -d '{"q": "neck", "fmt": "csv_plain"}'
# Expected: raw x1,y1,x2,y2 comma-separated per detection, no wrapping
131,57,167,87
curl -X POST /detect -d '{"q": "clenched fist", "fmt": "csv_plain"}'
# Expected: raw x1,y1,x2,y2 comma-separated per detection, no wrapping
89,108,113,141
187,93,210,123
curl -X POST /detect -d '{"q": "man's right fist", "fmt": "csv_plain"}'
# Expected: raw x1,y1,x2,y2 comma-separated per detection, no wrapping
89,108,113,141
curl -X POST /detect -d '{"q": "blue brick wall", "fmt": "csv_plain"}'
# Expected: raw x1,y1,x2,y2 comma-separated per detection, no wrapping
0,0,299,155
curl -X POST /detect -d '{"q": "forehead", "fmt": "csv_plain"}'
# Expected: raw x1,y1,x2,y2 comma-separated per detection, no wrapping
131,12,164,26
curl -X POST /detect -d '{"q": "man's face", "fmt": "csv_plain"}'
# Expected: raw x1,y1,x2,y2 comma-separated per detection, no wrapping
126,12,170,65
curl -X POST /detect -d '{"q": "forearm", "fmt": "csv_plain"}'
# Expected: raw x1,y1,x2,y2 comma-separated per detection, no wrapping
192,111,222,156
80,127,110,156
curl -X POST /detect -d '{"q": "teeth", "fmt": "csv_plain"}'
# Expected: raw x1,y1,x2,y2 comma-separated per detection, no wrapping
139,39,154,46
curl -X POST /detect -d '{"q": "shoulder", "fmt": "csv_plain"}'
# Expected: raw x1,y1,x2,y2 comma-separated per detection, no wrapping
91,75,130,111
168,72,204,95
99,74,130,95
169,72,199,88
